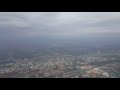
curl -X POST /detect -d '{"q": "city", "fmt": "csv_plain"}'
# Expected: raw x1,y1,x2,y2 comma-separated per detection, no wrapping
0,12,120,78
0,46,120,78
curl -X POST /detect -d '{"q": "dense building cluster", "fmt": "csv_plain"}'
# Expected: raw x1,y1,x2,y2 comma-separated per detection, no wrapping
0,50,120,78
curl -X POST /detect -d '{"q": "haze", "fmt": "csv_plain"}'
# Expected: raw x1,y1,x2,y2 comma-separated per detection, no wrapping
1,12,120,78
0,12,120,49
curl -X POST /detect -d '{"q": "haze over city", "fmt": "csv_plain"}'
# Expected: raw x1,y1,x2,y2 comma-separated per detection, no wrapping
0,12,120,78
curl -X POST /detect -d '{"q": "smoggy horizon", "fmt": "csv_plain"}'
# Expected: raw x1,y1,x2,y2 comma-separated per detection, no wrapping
0,12,120,49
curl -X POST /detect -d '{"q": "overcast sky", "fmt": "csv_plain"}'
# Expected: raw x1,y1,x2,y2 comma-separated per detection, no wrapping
0,12,120,40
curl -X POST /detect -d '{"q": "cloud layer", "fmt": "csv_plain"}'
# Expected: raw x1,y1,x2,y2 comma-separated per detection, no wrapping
0,12,120,39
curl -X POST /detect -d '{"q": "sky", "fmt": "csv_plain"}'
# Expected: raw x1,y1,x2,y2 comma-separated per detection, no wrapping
0,12,120,37
0,12,120,48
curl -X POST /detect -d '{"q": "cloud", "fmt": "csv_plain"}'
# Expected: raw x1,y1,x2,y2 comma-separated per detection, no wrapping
0,12,120,39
